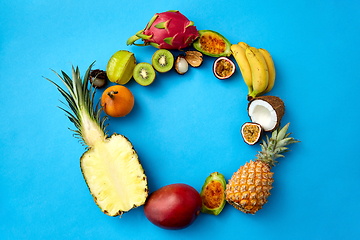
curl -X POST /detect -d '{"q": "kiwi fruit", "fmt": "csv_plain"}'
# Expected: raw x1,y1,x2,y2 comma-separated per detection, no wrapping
151,49,174,73
133,62,156,86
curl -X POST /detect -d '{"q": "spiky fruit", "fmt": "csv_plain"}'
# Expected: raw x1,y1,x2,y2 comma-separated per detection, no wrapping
127,10,199,50
46,63,148,217
226,123,299,214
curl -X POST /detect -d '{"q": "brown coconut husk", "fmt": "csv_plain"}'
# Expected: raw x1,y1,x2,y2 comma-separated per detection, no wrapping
247,96,285,132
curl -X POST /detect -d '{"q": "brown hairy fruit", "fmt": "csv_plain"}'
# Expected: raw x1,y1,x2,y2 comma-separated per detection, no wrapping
247,96,285,132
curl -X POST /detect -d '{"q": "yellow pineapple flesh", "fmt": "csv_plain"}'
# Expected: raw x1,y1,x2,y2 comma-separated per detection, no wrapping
47,64,148,217
226,123,299,214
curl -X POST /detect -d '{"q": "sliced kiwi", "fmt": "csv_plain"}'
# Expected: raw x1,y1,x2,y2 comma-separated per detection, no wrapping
151,49,174,73
133,62,156,86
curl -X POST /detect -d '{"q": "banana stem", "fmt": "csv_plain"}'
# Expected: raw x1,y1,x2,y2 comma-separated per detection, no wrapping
247,91,259,101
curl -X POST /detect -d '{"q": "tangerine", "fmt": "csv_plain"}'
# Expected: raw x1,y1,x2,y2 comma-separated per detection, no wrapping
101,85,134,117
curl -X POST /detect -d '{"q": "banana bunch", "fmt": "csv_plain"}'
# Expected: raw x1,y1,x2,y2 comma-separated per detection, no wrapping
231,42,275,100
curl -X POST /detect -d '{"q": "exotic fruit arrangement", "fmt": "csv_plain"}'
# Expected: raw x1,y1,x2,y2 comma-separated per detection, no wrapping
127,10,199,50
47,9,300,230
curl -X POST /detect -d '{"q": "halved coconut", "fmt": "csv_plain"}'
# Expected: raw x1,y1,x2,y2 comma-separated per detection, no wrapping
247,96,285,132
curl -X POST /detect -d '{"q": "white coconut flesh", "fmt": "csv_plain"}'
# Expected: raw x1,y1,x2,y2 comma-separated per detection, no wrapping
248,100,277,131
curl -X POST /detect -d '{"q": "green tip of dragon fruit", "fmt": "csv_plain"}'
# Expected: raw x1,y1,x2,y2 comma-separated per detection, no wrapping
127,10,199,50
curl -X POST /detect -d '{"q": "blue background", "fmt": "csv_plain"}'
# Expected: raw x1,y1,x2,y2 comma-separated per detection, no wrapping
1,0,359,239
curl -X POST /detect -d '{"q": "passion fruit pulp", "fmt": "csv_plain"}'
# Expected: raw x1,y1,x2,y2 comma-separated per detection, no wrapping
241,122,262,145
213,57,235,79
200,172,226,216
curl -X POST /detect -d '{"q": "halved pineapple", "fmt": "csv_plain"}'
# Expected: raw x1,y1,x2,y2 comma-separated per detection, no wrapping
81,134,148,216
47,63,148,217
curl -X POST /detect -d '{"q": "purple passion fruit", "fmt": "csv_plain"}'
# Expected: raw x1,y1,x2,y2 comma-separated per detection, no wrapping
200,172,226,216
193,30,232,57
213,57,235,79
241,122,262,145
144,183,202,230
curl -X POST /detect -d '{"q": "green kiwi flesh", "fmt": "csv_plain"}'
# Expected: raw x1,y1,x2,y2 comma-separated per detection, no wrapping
151,49,174,73
133,62,156,86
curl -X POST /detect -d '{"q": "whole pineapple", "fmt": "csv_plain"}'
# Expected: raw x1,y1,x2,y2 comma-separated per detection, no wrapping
226,123,299,214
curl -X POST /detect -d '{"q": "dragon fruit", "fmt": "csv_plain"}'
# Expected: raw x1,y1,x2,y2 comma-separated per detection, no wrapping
127,10,199,50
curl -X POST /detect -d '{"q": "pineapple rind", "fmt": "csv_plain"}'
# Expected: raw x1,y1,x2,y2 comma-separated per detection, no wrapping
225,160,274,214
81,133,148,217
226,123,299,214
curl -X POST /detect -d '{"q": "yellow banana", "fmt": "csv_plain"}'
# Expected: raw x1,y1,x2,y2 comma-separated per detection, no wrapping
258,48,275,94
237,42,249,50
230,42,252,94
246,47,269,100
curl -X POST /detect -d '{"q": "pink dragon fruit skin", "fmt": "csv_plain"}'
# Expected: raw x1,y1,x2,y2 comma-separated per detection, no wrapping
127,10,199,50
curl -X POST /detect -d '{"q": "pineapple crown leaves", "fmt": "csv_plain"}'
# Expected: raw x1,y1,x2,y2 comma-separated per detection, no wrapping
44,62,108,146
256,122,300,167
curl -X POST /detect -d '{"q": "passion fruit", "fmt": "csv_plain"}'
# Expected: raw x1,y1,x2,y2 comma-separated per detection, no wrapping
213,57,235,80
241,122,263,145
200,172,226,216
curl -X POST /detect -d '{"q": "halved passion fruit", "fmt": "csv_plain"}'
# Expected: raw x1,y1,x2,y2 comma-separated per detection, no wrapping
241,122,263,145
192,30,231,57
200,172,226,216
213,57,235,79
